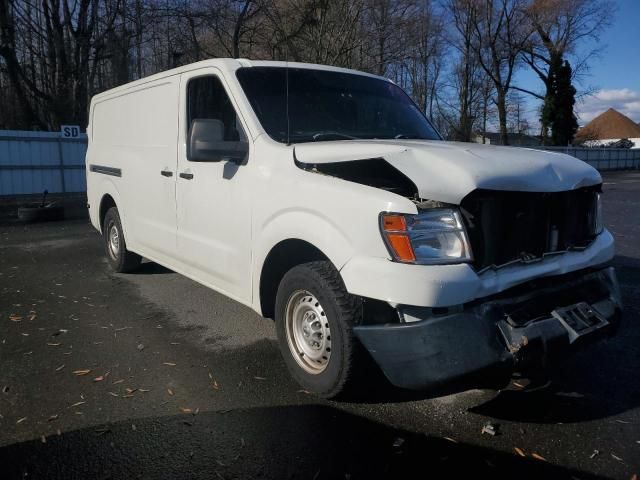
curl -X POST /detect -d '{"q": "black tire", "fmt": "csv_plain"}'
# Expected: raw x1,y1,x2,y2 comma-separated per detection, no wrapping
102,207,141,273
275,261,365,398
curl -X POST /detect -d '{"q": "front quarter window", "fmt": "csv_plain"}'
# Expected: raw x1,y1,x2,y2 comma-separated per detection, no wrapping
236,67,440,144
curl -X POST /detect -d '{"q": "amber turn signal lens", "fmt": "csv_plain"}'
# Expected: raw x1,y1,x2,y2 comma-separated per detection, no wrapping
386,233,416,262
382,214,407,232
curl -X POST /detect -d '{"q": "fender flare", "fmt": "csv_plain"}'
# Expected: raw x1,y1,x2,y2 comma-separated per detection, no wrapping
251,209,354,313
97,179,128,236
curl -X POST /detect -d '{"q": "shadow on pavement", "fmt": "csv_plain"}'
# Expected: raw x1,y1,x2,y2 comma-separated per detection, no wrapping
129,260,174,275
0,405,608,480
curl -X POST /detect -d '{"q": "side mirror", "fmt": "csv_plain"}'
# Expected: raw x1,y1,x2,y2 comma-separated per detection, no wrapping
188,118,248,163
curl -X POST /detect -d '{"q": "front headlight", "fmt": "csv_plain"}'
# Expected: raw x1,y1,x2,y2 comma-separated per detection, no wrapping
380,209,473,264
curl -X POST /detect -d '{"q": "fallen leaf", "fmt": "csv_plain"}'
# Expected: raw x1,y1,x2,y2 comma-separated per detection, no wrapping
73,369,91,376
611,453,624,462
16,417,27,424
212,380,219,390
254,376,266,381
69,401,86,408
46,342,61,346
55,364,65,372
531,453,547,461
167,388,174,396
125,388,138,394
180,407,193,413
443,437,458,444
590,449,600,459
514,447,526,457
48,414,59,421
93,376,104,382
122,394,134,398
139,388,150,393
28,314,37,321
9,314,23,322
108,392,119,397
163,362,176,366
112,379,124,385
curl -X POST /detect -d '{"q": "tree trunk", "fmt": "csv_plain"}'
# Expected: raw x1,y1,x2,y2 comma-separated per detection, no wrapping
496,89,508,145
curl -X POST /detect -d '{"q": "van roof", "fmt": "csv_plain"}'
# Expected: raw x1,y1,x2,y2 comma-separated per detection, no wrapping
90,58,389,102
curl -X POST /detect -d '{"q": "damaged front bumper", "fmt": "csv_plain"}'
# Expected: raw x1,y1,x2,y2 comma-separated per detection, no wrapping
353,266,622,391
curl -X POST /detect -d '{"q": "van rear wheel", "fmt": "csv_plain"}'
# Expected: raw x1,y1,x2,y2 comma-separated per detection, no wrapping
103,207,141,273
275,261,364,398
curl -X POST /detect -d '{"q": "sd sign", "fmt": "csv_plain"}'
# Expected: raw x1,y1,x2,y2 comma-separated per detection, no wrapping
60,125,81,138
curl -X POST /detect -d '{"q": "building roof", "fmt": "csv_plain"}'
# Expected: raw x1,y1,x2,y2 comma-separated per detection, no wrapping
576,108,640,141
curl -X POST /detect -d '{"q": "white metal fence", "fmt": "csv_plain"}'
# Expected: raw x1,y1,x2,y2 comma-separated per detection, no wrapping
0,130,87,196
1,131,639,197
533,146,640,170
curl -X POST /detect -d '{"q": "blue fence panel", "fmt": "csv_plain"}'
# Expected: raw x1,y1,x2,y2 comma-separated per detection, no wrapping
532,146,640,170
0,130,87,196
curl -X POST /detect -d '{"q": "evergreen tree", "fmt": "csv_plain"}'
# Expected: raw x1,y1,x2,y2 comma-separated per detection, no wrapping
540,56,579,146
551,60,579,146
540,53,561,144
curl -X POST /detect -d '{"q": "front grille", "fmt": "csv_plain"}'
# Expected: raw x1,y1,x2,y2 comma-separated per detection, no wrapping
460,186,600,271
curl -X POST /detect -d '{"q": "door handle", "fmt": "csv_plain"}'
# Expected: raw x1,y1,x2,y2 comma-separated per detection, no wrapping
179,172,194,180
160,170,173,177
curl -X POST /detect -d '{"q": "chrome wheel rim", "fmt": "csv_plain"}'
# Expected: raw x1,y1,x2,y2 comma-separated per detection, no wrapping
285,290,332,374
108,223,120,259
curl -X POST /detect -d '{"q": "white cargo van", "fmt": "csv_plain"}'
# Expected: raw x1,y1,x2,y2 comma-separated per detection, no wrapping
86,59,621,398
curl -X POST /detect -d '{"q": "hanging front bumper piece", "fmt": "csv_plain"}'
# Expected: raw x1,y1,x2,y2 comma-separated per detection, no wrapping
353,266,622,391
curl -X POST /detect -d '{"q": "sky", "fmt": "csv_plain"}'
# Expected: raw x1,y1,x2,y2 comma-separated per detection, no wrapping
515,0,640,128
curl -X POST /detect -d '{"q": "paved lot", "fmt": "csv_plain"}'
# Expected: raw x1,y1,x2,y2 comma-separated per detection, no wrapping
0,171,639,479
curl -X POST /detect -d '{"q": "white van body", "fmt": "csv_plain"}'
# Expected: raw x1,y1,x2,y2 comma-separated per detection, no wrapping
86,59,621,397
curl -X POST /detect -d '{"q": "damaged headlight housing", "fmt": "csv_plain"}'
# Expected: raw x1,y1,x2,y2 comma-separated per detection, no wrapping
380,209,473,264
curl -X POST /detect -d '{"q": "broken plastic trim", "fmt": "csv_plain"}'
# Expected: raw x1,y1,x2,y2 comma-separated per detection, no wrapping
293,149,419,199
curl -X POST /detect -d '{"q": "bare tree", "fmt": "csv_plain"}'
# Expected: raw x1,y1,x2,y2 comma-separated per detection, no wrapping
467,0,532,145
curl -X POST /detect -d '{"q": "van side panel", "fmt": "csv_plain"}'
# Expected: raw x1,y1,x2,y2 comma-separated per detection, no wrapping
88,80,179,259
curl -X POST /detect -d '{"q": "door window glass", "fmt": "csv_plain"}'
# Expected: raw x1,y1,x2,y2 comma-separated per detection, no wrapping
186,75,247,161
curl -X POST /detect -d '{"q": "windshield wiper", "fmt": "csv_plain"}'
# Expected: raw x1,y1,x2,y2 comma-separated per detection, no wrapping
311,131,359,141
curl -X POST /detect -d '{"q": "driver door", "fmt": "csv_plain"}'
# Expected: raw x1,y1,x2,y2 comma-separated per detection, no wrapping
175,69,253,303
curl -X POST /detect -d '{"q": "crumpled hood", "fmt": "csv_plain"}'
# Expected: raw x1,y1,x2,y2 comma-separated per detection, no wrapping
293,140,601,204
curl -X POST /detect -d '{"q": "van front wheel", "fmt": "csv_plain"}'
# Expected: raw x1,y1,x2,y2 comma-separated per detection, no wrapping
275,261,364,398
102,207,141,273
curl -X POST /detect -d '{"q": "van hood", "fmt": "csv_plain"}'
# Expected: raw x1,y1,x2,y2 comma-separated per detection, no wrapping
293,140,601,204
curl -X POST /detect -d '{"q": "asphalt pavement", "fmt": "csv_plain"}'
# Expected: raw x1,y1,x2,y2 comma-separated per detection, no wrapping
0,171,639,479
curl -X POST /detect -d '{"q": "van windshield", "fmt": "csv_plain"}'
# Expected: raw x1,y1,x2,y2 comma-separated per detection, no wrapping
236,67,441,144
